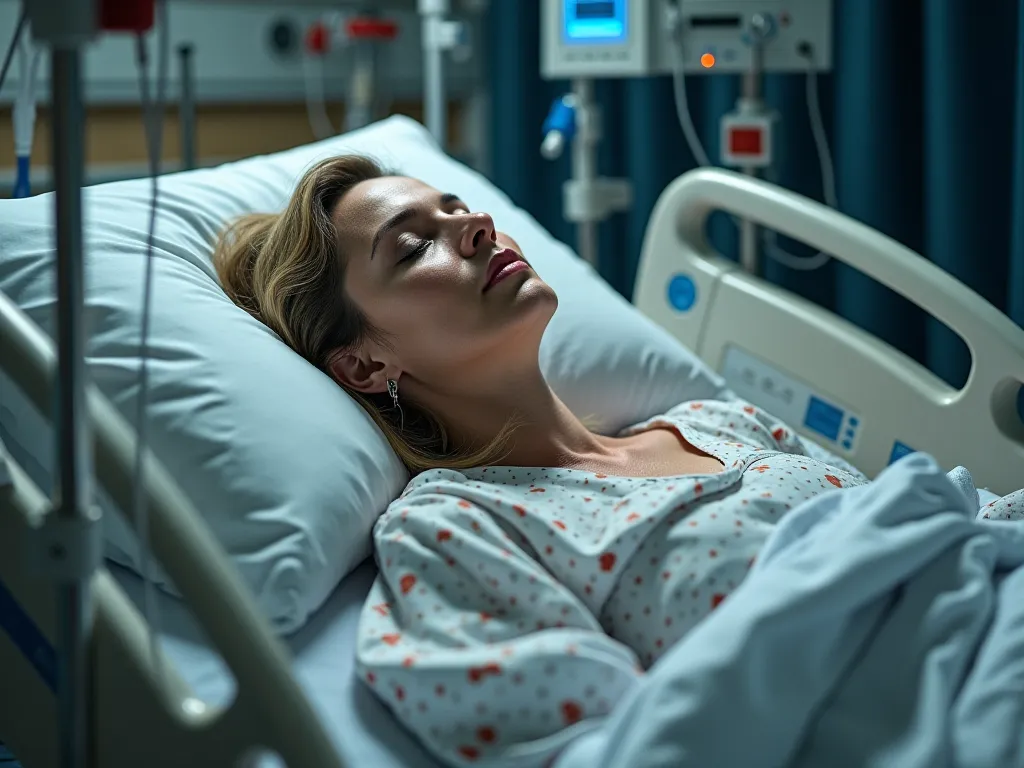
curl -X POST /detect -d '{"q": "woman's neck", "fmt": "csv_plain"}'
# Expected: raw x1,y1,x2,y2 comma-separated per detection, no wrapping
414,366,609,468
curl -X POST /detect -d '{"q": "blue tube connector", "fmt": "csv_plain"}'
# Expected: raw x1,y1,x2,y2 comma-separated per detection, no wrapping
12,155,30,198
542,95,576,140
540,95,577,160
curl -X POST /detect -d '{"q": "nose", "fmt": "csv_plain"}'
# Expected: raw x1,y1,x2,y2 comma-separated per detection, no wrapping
458,211,497,258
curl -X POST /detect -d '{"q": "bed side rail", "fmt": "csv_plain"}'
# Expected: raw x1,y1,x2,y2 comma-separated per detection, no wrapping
635,168,1024,495
0,289,343,767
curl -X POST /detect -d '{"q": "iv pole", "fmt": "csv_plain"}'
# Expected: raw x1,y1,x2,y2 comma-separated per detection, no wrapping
540,80,632,268
20,0,135,764
417,0,464,152
737,14,769,275
50,43,96,768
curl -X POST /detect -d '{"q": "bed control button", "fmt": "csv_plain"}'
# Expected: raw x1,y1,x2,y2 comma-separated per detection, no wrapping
667,274,697,312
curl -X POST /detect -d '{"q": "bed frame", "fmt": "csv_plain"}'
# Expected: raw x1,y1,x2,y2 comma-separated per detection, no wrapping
1,168,1022,766
635,169,1024,497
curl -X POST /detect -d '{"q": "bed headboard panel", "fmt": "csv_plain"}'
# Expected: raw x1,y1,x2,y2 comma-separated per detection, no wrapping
634,169,1024,497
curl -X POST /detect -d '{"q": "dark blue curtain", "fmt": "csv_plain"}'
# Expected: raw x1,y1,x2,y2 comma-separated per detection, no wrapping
484,0,1023,412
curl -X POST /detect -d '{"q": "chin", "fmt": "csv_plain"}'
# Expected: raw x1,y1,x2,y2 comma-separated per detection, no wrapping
517,274,558,314
486,272,555,338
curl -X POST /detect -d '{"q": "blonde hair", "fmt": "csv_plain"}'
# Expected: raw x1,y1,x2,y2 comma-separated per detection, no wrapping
212,154,514,473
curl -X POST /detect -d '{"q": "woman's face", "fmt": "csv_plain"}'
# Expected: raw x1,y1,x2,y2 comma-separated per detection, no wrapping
332,175,557,392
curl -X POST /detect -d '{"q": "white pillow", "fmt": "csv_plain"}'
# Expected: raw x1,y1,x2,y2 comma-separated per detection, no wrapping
0,116,731,634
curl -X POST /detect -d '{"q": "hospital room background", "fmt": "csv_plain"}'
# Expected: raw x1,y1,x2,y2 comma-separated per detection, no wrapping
1,0,1021,392
0,0,1023,765
0,0,1019,391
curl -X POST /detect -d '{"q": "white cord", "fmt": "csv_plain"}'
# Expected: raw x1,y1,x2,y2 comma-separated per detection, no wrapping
133,0,169,682
303,53,337,140
804,57,837,209
667,4,712,168
759,57,835,271
13,24,41,162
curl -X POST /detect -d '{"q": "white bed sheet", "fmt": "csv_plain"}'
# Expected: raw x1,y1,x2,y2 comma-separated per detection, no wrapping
110,559,443,768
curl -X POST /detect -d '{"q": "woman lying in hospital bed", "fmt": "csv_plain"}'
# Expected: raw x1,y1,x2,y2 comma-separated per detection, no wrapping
213,155,1024,767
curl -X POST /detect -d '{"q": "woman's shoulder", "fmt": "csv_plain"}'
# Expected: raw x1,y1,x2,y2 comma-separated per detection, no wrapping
377,465,568,539
402,466,469,490
391,465,517,506
391,465,586,515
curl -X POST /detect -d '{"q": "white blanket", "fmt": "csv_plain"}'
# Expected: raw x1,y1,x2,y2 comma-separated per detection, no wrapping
556,454,1024,768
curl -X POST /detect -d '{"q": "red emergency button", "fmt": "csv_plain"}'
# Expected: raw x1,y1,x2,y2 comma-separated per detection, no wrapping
728,128,764,156
346,18,399,40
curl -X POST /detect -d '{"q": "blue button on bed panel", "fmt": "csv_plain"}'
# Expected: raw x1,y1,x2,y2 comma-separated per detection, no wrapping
667,274,697,312
848,417,859,427
842,439,853,450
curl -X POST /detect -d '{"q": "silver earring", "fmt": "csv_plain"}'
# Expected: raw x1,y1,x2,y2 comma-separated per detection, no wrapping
386,378,404,431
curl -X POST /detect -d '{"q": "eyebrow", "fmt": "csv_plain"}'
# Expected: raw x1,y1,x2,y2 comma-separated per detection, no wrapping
370,192,464,259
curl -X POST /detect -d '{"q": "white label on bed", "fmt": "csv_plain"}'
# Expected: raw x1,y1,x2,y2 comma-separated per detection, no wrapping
720,345,861,454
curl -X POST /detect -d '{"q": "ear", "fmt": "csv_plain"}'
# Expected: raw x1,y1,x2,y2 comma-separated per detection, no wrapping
328,349,396,395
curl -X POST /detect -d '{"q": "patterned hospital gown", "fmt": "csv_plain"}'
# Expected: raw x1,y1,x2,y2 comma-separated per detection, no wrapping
355,399,1019,767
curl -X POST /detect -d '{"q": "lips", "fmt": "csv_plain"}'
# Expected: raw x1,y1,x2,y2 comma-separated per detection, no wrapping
483,248,526,291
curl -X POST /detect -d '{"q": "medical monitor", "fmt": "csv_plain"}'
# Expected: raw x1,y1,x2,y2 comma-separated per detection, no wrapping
541,0,833,79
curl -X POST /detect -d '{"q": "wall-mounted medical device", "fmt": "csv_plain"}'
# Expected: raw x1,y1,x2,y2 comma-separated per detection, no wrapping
541,0,832,79
540,0,835,276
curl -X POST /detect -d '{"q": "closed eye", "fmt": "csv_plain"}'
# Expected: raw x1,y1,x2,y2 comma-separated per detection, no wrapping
399,239,432,264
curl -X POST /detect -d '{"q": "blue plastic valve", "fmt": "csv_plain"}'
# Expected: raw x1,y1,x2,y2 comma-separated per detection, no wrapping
542,96,576,142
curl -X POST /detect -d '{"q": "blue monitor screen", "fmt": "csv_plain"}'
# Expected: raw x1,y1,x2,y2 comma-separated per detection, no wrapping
804,396,844,442
564,0,628,43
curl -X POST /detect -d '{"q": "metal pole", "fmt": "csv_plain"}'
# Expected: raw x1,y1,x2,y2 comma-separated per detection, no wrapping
50,45,94,768
419,0,448,150
178,44,196,170
571,78,598,267
346,41,376,131
739,20,766,275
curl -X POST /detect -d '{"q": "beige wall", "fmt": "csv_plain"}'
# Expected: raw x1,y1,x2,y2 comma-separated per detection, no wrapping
0,101,464,172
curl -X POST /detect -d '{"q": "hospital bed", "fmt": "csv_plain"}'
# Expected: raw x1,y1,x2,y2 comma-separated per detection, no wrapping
0,116,1022,767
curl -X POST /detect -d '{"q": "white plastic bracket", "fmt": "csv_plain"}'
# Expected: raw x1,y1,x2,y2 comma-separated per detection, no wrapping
28,506,103,583
424,18,465,51
564,178,634,222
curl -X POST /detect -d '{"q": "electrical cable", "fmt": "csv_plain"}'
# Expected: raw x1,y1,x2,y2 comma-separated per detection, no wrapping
666,2,712,167
759,52,835,271
0,6,26,93
133,0,170,682
803,52,837,210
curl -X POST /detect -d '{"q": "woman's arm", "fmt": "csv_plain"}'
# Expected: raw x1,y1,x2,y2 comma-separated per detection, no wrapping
357,490,645,767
